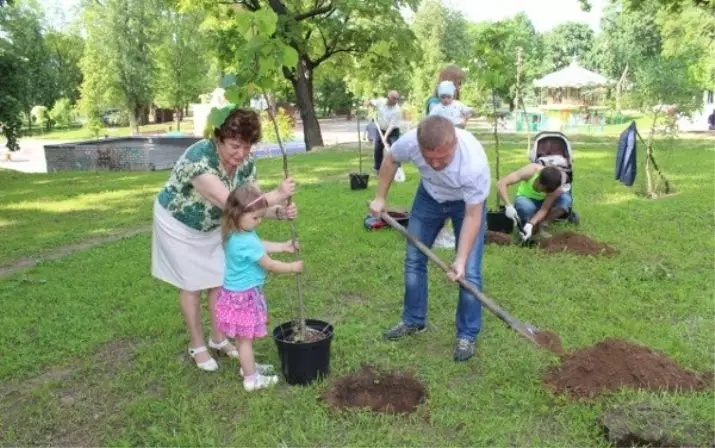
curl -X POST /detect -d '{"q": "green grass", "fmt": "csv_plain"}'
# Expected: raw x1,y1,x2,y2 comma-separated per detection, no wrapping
0,135,713,446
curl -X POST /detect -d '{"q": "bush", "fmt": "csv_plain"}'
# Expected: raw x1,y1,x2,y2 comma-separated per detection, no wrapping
31,105,52,131
261,108,295,143
104,110,130,127
50,98,75,128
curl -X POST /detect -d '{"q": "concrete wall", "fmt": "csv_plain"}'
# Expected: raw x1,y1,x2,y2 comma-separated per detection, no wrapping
44,137,201,173
44,136,307,173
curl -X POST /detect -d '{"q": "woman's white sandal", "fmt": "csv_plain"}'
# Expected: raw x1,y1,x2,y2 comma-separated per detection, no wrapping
209,338,239,359
188,346,219,371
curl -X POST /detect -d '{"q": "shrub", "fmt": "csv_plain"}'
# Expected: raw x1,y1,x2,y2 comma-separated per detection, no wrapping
260,108,295,143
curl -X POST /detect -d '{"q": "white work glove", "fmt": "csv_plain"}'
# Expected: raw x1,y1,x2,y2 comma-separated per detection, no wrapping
504,205,518,221
520,223,533,241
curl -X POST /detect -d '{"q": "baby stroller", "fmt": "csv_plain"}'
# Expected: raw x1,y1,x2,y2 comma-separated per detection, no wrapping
528,131,580,225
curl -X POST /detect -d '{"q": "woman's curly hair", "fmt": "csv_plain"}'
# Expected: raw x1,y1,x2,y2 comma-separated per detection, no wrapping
214,108,262,144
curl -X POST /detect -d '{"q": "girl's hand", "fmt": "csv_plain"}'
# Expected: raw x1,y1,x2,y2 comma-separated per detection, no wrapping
283,240,300,253
278,177,296,200
282,202,297,220
291,260,304,273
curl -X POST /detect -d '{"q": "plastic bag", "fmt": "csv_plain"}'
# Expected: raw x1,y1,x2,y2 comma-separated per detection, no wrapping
394,166,406,183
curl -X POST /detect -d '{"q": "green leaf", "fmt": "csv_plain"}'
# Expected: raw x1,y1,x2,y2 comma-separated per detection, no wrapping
224,86,244,104
234,11,252,38
282,45,299,67
254,9,277,35
207,107,231,128
258,57,273,77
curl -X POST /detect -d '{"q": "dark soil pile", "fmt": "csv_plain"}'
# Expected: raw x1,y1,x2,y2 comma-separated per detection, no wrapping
534,330,565,356
543,338,712,399
486,231,512,246
321,365,427,414
539,231,616,256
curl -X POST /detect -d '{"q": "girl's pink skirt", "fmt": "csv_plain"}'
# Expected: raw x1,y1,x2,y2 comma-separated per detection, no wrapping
215,286,268,339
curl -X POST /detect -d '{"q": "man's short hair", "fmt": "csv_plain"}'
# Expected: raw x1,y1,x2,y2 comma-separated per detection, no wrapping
539,166,563,193
417,115,456,151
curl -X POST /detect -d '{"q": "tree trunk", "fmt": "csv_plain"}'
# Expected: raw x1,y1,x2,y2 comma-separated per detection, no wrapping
291,60,323,150
129,106,140,135
283,56,323,149
175,107,181,132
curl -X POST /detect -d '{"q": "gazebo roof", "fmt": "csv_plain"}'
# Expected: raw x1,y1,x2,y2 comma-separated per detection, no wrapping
534,59,613,89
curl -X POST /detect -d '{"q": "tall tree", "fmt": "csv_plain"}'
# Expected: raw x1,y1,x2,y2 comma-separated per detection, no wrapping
0,0,55,130
471,13,542,110
0,12,23,150
656,5,715,89
411,1,473,103
541,22,595,71
79,0,160,134
152,8,211,131
185,0,418,150
45,30,84,104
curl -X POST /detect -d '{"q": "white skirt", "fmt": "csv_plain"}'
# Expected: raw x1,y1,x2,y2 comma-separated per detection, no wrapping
151,198,224,291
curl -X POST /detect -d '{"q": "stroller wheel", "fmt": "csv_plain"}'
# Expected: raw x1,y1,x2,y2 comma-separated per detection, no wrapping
568,211,580,225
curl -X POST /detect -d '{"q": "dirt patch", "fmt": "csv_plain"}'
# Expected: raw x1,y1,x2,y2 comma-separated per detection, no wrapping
543,338,712,399
322,365,427,414
534,330,565,356
538,231,616,256
340,291,369,303
0,227,150,278
485,231,512,246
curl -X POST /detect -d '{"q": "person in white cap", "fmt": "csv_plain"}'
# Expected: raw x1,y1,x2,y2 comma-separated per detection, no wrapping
429,81,472,129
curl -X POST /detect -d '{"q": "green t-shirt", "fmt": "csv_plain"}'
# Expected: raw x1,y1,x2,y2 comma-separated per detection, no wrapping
157,139,256,232
516,171,546,201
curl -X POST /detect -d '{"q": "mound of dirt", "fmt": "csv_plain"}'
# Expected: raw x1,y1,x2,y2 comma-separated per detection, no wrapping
538,231,616,256
321,365,427,414
485,231,512,246
543,338,712,399
534,330,565,356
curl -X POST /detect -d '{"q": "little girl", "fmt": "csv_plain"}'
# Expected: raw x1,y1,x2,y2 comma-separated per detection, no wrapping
216,183,304,392
428,80,472,129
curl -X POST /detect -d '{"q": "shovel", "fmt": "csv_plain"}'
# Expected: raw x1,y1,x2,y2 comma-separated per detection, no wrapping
380,211,540,345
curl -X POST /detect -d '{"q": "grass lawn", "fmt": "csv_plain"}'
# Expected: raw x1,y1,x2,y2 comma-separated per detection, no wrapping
0,134,713,446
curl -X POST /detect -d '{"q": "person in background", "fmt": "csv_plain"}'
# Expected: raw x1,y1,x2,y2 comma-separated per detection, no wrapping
373,90,402,173
425,65,467,115
429,81,472,129
707,109,715,130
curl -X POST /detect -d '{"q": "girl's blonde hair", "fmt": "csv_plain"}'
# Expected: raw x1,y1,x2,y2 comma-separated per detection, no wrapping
221,183,268,242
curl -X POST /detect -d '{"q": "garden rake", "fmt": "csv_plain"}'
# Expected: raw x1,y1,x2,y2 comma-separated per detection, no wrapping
380,212,543,346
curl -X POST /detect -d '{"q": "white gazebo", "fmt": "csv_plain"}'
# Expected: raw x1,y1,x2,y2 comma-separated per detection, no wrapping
533,58,613,131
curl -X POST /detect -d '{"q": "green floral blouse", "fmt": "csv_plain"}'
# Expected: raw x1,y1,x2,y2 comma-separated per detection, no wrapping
157,139,256,232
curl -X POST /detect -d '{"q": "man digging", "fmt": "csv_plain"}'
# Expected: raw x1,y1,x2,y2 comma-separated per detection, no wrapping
369,115,490,362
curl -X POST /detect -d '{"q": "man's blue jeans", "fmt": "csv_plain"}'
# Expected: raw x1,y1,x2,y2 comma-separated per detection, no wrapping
401,182,487,341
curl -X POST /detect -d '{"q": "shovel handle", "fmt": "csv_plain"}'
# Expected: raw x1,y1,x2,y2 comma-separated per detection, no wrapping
380,212,537,343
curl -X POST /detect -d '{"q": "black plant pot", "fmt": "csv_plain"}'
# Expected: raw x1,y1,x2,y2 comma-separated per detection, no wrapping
349,172,369,190
273,319,334,386
487,206,515,234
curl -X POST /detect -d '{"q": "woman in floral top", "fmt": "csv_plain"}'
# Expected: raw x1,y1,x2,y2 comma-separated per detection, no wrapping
151,108,297,372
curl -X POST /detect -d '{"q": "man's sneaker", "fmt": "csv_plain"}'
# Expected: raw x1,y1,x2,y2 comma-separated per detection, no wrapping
243,373,279,392
240,363,274,377
454,338,476,362
383,321,426,340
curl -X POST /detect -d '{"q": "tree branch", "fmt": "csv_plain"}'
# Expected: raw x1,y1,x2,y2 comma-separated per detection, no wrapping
295,2,334,21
